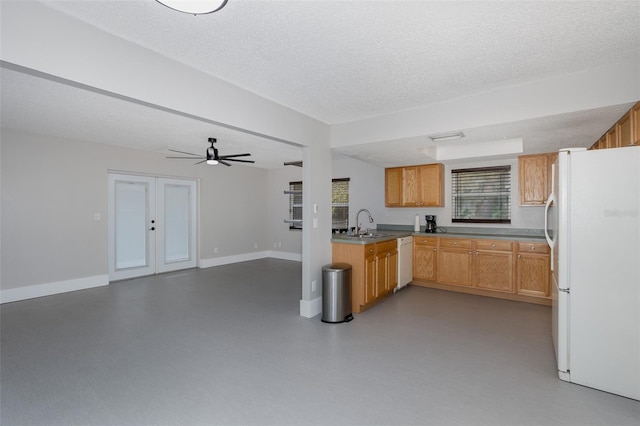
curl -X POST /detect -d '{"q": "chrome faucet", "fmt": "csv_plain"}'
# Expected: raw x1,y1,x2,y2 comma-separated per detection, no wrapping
355,209,374,236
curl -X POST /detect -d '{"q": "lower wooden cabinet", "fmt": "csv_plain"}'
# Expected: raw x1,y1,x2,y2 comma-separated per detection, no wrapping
516,242,550,298
437,238,473,287
412,237,550,305
475,240,514,293
332,240,398,313
413,237,437,281
376,240,398,297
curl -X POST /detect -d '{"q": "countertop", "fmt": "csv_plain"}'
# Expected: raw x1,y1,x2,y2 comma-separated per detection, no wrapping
331,229,547,245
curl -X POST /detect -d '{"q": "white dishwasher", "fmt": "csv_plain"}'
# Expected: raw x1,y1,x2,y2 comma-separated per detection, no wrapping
396,236,413,292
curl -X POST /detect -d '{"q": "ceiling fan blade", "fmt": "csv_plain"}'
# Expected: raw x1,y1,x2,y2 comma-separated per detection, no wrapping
167,156,206,159
224,158,255,163
195,159,207,164
168,149,201,156
219,153,252,158
219,160,232,167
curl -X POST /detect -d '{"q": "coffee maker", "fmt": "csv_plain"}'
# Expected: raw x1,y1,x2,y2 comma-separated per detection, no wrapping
424,215,437,233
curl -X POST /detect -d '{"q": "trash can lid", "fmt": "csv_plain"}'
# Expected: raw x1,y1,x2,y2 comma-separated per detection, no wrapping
322,263,352,272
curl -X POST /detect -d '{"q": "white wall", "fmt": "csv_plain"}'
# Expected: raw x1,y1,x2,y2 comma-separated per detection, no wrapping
265,154,387,258
376,157,544,230
2,2,333,315
332,155,386,230
1,129,270,292
267,166,303,259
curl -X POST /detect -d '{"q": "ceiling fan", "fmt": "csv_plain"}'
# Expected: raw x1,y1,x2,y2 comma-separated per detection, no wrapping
167,138,255,166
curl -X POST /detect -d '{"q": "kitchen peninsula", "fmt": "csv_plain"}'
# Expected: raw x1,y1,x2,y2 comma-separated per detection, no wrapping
332,227,550,313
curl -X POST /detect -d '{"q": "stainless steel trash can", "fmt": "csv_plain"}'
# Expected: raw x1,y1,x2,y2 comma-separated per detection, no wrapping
321,263,353,323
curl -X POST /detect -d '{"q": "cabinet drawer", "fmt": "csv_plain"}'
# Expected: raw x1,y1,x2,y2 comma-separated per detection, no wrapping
414,237,437,246
439,238,472,249
518,242,550,254
476,240,513,251
376,240,397,253
364,244,376,256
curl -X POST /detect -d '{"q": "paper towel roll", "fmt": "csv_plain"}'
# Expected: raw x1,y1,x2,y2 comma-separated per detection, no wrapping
414,214,420,232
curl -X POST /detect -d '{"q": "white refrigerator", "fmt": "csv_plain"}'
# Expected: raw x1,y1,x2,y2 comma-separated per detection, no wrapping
545,146,639,400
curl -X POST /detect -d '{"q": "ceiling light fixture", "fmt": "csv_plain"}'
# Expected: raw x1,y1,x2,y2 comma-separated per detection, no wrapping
428,131,465,142
156,0,228,15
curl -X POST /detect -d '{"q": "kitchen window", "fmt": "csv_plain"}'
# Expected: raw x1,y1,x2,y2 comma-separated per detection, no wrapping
288,178,350,230
451,166,511,223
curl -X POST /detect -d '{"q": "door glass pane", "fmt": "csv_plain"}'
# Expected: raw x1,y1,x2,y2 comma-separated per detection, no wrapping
164,184,190,263
115,181,147,269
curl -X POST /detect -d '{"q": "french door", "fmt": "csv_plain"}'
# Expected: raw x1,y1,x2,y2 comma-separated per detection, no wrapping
108,173,197,281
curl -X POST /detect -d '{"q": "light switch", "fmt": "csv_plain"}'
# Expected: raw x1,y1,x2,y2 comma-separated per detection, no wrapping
313,203,318,214
313,218,318,228
94,213,101,221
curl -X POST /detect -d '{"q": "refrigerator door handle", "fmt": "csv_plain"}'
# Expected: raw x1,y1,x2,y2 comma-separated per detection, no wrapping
544,165,556,271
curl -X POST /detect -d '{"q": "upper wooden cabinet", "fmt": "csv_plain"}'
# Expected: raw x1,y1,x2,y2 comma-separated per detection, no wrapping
631,102,640,146
590,101,640,150
518,153,557,206
618,111,632,148
385,163,444,207
384,167,403,206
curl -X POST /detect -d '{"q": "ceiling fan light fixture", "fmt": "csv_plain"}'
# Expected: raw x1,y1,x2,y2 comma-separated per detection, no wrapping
206,159,219,165
156,0,228,15
428,131,465,142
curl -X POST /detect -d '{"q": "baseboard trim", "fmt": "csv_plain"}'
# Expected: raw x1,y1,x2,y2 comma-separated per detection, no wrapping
199,251,301,268
0,274,109,304
300,296,322,318
266,251,302,262
0,252,303,305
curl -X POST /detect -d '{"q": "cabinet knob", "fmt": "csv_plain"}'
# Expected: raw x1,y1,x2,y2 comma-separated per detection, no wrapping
492,244,496,248
433,248,437,251
530,246,535,250
453,242,457,245
476,251,479,255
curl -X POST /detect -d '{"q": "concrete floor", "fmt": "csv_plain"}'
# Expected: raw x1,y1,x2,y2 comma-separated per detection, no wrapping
1,258,638,425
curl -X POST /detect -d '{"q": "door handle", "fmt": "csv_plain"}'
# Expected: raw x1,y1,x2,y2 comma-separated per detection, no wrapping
149,227,155,231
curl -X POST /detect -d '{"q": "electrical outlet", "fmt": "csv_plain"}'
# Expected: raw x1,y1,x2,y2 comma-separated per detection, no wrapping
311,280,317,292
273,242,277,248
214,247,219,254
277,242,282,248
94,213,101,221
254,242,258,249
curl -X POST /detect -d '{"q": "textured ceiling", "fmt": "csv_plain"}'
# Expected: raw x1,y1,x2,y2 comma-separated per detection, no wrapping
2,0,640,168
40,0,640,124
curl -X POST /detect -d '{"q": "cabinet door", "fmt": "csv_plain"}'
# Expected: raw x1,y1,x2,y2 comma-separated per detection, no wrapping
633,103,640,146
517,253,550,298
438,247,473,286
414,244,437,281
386,250,398,293
375,249,398,296
364,254,376,304
618,112,633,148
606,126,618,149
385,167,403,206
519,154,548,205
402,167,419,206
417,164,444,207
475,250,514,292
